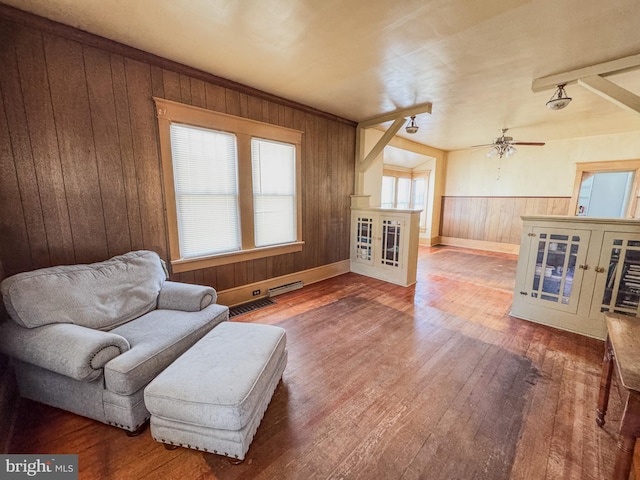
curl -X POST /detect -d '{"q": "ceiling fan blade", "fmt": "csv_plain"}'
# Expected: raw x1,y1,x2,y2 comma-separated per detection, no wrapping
512,142,545,146
470,143,495,148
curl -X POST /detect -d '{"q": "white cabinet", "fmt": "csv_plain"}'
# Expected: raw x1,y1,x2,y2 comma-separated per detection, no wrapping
350,208,421,287
511,216,640,339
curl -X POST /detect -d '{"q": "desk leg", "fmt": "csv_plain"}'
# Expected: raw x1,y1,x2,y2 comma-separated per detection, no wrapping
597,336,614,427
613,435,636,480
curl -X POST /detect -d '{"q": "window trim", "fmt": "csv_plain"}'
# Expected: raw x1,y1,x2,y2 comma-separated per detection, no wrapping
154,97,304,273
569,160,640,218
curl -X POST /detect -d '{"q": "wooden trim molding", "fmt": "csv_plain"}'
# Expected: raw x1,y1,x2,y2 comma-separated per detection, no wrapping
439,237,520,255
217,259,350,306
171,242,305,273
154,97,304,142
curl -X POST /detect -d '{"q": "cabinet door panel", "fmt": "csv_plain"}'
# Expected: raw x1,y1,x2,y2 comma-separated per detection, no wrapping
379,217,403,268
352,214,375,266
593,233,640,317
524,227,591,314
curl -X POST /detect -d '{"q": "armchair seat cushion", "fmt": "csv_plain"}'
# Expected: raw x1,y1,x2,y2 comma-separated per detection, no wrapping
105,304,228,395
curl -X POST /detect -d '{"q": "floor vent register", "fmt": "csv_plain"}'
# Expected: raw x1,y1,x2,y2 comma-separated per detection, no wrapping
229,298,276,318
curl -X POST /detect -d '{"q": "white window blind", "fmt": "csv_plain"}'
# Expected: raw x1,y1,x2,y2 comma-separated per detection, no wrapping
381,176,395,208
412,177,427,228
170,123,240,257
251,138,296,247
396,177,412,209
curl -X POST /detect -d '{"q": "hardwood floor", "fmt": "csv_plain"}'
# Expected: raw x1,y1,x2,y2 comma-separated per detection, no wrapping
6,246,632,479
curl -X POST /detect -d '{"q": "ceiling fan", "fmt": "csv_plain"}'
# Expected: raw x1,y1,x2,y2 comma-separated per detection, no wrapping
473,128,545,158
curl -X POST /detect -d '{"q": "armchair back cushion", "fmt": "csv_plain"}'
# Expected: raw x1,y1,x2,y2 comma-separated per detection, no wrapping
1,250,166,331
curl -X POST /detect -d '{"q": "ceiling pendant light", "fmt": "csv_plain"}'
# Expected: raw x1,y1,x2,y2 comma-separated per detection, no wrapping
405,115,419,134
546,83,572,110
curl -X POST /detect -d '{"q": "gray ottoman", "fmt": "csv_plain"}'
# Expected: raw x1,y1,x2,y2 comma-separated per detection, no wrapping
144,321,287,461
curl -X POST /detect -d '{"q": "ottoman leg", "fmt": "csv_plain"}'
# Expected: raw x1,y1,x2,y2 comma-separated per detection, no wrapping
126,421,149,437
163,444,179,451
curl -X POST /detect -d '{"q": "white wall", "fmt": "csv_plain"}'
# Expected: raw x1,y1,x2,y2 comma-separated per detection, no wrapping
445,131,640,197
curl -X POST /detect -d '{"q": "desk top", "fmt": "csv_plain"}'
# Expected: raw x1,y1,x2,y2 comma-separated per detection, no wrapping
606,312,640,392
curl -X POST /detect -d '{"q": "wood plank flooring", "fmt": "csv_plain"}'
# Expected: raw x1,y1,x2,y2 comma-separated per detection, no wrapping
6,246,633,479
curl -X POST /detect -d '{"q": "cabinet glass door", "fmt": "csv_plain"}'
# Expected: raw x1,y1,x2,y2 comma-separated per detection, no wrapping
525,228,590,314
354,216,374,264
595,233,640,317
380,218,402,268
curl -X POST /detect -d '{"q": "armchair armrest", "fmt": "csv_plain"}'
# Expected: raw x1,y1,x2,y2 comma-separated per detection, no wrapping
0,321,130,382
157,281,217,311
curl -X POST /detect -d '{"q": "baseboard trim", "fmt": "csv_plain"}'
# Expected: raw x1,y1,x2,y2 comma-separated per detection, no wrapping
438,237,520,255
217,259,351,307
420,236,441,246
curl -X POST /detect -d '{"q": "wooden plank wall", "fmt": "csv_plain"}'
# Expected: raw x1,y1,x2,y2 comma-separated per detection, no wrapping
441,196,571,245
0,7,356,290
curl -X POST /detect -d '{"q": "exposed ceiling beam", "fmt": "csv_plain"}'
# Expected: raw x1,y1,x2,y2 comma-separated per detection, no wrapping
388,132,445,158
531,53,640,92
357,102,432,129
357,118,405,173
354,102,433,195
578,75,640,115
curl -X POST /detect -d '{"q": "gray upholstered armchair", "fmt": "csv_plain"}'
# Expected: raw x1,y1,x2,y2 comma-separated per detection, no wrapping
0,250,228,434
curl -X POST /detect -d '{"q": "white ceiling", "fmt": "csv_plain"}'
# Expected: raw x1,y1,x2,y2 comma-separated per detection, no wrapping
6,0,640,152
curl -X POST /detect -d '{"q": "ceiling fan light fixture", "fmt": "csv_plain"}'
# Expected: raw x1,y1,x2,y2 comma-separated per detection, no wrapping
475,127,545,158
546,83,572,110
405,115,419,134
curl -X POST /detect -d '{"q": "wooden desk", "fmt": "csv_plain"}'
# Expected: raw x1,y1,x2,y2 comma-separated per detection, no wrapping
597,312,640,480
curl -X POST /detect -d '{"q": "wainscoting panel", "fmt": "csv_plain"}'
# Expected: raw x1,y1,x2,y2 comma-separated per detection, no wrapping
441,196,571,247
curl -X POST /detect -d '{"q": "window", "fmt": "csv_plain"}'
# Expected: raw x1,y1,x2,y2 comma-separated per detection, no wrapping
412,177,427,228
170,124,240,258
381,169,430,230
251,138,297,247
570,160,640,219
381,176,395,208
396,177,411,209
154,98,303,272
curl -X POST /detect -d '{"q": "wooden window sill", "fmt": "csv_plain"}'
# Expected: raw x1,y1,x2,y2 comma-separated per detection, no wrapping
170,242,304,273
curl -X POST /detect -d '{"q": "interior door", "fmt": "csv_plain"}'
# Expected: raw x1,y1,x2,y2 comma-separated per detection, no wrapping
524,227,591,314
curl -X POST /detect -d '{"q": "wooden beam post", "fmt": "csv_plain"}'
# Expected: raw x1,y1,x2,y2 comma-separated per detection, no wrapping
531,53,640,92
353,102,432,195
357,102,432,129
357,118,405,173
578,75,640,116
